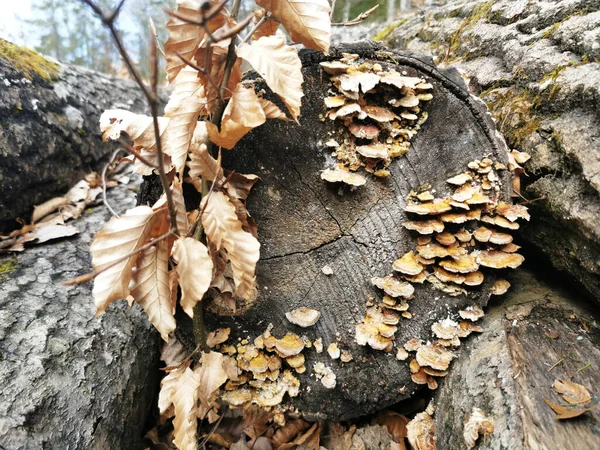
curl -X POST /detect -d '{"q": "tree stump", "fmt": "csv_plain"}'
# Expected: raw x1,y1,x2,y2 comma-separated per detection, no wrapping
140,41,517,421
0,39,153,233
434,268,600,449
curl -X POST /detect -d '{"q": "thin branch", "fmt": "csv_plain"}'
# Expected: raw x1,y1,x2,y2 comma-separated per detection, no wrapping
149,18,166,58
118,140,159,169
63,229,174,286
332,5,380,26
101,149,123,218
212,14,253,42
238,12,269,46
176,52,222,98
165,0,228,27
80,0,179,236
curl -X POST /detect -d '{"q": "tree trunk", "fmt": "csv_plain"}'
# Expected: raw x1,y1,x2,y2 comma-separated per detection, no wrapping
0,39,151,233
139,41,517,421
434,268,600,449
0,180,160,450
380,0,600,305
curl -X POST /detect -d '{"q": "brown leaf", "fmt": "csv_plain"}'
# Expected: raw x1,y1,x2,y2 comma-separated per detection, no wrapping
130,240,176,341
259,96,290,121
91,206,161,314
158,365,201,450
544,399,599,419
31,197,70,223
171,177,189,236
242,405,273,440
187,143,225,191
237,37,304,121
256,0,331,54
252,9,280,40
171,237,214,317
206,83,266,149
206,327,231,348
100,110,169,151
201,191,260,299
30,224,79,244
271,419,310,448
377,410,408,445
553,379,592,405
195,351,229,419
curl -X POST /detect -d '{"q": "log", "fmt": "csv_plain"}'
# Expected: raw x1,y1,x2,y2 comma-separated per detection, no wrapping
434,267,600,449
380,0,600,304
0,179,160,450
139,41,519,420
0,39,150,233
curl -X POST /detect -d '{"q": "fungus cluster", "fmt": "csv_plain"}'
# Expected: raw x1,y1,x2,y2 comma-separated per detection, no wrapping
319,53,433,186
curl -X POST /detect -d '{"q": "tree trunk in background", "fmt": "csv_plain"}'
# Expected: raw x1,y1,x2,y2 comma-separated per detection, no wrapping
0,180,160,450
434,268,600,449
0,39,152,233
381,0,600,305
138,41,516,421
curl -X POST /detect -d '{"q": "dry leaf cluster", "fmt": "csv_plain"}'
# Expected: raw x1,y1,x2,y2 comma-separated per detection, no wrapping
319,54,433,186
545,379,598,420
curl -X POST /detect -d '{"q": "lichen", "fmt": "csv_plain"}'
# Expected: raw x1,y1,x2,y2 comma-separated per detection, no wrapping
447,1,495,61
372,17,410,42
0,257,18,276
0,39,60,82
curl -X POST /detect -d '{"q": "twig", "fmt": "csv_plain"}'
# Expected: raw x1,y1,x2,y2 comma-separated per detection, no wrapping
332,5,379,26
80,0,179,235
547,358,564,372
101,149,123,218
63,229,174,286
176,52,222,99
198,407,227,449
118,140,159,168
165,0,228,27
149,18,166,58
238,11,269,46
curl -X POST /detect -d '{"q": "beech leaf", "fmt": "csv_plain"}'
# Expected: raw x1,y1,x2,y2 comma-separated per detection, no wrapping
195,351,229,418
158,366,201,450
188,143,225,186
171,177,189,236
206,83,266,149
100,110,169,150
256,0,331,54
171,237,214,317
201,191,260,299
130,240,176,341
91,206,160,314
237,36,304,121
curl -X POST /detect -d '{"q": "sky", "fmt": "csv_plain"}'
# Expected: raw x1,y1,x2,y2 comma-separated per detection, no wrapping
0,1,35,47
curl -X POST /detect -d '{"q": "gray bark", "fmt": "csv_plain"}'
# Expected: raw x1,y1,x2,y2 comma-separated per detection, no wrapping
0,40,150,233
0,180,160,450
139,41,513,421
381,0,600,304
434,268,600,450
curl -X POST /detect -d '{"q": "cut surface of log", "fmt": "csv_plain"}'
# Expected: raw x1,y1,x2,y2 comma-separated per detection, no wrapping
0,180,159,450
140,41,515,420
434,267,600,449
0,39,150,233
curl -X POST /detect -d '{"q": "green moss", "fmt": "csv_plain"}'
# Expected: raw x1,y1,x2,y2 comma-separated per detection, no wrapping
372,17,410,42
77,128,87,136
542,22,560,39
447,1,495,59
0,258,18,276
0,39,60,82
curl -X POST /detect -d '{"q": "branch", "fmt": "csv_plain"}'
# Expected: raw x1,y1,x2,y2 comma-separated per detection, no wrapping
80,0,180,236
101,149,123,218
332,4,379,26
238,11,269,46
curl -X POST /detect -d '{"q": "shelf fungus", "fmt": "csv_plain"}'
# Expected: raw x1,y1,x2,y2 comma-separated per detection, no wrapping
320,167,366,186
371,276,415,298
313,362,337,389
285,307,321,328
355,306,398,351
459,305,485,322
319,56,433,187
464,407,494,449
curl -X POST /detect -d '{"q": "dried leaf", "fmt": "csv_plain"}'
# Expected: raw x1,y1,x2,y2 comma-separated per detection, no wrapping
100,110,169,150
272,419,311,448
201,191,260,299
553,380,592,405
256,0,331,53
91,206,160,314
207,328,231,348
237,36,304,121
171,177,189,236
195,351,229,418
130,240,176,341
171,237,214,317
158,366,201,450
188,143,225,186
206,83,266,149
31,224,79,244
32,197,69,223
252,9,280,40
544,399,598,420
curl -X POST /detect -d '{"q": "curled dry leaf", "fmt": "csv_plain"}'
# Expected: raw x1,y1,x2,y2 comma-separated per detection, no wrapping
100,110,169,151
553,379,592,405
130,240,176,341
171,237,214,318
256,0,331,54
91,206,160,314
463,407,494,449
237,36,304,121
31,197,69,223
206,83,267,149
158,365,201,450
201,191,261,299
544,399,599,420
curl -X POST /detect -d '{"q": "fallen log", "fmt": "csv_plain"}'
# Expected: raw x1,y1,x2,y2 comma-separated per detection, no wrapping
139,41,523,421
381,0,600,304
0,39,150,233
0,180,160,449
434,268,600,449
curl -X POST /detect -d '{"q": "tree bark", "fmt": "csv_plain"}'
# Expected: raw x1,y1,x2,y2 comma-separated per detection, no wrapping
139,41,516,421
434,268,600,449
381,0,600,305
0,39,152,233
0,180,160,450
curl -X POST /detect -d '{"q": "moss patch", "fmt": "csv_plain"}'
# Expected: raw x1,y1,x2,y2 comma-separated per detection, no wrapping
448,1,495,59
0,39,60,82
0,257,18,276
372,18,410,42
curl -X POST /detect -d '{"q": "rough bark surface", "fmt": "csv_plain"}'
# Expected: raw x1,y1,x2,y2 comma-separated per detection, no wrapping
0,180,160,450
140,41,513,421
381,0,600,303
434,268,600,450
0,40,150,232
